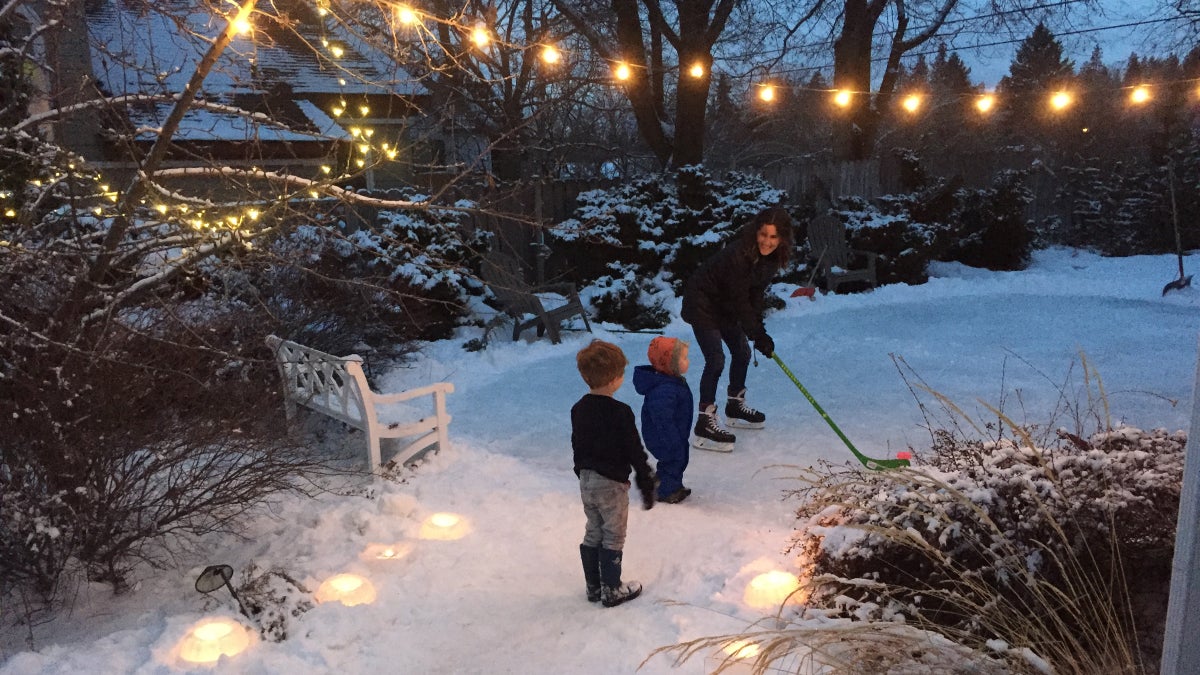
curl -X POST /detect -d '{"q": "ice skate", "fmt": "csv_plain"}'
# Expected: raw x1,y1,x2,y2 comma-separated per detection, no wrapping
724,388,765,429
692,404,735,452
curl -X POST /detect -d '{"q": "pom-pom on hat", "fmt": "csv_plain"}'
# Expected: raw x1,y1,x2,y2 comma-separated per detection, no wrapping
648,336,688,376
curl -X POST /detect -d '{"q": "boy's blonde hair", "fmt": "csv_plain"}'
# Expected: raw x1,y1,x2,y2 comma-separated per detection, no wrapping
576,339,627,389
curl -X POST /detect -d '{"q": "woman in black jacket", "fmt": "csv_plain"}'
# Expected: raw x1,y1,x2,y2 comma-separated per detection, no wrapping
680,206,793,451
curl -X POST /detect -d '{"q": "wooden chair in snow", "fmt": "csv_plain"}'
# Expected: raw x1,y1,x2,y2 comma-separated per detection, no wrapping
265,335,453,472
806,213,878,294
481,250,591,344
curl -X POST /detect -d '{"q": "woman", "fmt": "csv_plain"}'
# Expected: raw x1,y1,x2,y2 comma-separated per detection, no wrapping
680,206,793,451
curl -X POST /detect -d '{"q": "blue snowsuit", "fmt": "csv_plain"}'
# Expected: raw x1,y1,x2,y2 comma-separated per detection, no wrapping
632,364,693,499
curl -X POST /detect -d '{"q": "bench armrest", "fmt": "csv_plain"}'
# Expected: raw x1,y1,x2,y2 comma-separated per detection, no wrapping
374,382,456,405
532,281,578,297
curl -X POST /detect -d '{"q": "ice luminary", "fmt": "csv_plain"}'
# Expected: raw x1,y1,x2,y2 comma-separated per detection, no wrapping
703,639,763,675
418,512,470,540
360,542,414,562
314,573,377,606
743,570,802,610
177,617,252,664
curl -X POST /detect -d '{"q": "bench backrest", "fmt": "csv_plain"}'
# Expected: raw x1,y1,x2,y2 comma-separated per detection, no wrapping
481,252,544,316
265,335,374,430
807,214,856,269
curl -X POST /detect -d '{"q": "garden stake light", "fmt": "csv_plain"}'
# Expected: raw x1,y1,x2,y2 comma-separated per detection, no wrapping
771,354,910,470
195,564,251,619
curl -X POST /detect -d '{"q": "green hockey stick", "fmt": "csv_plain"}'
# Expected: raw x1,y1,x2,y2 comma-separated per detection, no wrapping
772,353,910,471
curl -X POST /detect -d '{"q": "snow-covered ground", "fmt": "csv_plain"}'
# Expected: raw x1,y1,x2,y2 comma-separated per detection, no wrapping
3,248,1199,674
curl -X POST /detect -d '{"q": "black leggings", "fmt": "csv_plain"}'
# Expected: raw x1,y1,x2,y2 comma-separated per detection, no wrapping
691,324,751,408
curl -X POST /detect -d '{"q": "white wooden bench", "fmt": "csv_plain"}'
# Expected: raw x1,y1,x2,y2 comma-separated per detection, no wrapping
265,335,454,472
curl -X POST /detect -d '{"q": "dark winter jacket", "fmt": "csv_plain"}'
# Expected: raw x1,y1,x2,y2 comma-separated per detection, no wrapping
571,394,654,485
631,365,693,460
681,241,780,340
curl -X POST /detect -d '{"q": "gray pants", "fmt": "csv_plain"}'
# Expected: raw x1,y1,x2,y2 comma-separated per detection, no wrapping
579,469,629,550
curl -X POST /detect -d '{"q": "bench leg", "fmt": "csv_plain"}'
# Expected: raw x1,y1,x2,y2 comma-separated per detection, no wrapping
368,434,382,472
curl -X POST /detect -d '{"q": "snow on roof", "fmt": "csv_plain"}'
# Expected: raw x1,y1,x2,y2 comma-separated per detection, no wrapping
87,0,426,99
128,98,351,142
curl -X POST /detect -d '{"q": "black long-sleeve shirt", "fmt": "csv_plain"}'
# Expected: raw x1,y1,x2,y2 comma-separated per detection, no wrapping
571,394,654,484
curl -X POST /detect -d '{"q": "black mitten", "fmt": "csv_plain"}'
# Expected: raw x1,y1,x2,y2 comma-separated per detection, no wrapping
754,332,775,358
636,473,657,510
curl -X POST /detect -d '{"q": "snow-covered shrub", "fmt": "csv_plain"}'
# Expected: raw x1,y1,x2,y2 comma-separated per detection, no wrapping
788,424,1182,673
236,565,314,643
585,262,674,330
548,167,790,300
846,169,1033,283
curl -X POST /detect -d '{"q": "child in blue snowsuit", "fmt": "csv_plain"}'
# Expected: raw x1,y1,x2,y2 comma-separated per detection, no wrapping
633,336,694,504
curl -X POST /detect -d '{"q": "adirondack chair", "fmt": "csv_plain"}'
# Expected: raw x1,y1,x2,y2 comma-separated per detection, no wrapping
481,251,592,344
806,213,878,294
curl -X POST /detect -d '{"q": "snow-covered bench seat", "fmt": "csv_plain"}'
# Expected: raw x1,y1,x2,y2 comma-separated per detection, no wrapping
266,335,454,472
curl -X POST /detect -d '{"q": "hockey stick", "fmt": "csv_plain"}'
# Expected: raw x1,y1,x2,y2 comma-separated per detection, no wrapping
772,353,910,470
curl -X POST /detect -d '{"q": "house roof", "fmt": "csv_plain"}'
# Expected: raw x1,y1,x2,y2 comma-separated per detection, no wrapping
86,0,425,142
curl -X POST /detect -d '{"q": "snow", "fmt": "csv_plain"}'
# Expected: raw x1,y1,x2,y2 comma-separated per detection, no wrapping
3,247,1199,674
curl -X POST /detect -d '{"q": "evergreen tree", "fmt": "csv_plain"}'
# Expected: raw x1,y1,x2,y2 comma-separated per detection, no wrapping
930,43,973,95
999,22,1075,94
997,22,1077,144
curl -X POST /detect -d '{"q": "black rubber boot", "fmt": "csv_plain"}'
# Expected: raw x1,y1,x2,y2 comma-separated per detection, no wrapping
580,545,601,602
598,548,642,608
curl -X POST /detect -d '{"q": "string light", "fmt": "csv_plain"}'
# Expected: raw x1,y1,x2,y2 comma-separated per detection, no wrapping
614,63,631,81
394,5,418,25
901,94,922,113
540,45,561,65
1129,85,1151,104
758,85,775,102
976,93,996,112
471,23,490,48
1050,91,1072,111
833,90,852,107
689,63,704,78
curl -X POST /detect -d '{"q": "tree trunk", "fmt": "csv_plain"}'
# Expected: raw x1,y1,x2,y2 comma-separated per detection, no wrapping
833,0,882,160
612,0,672,166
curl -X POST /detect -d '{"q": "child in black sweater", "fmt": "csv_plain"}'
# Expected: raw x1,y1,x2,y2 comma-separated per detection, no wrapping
572,340,656,608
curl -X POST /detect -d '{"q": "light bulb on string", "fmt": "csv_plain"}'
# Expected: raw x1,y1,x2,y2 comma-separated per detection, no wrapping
613,63,631,81
471,23,490,48
1129,85,1151,105
394,5,418,26
689,63,704,78
976,94,996,113
758,84,775,102
833,90,852,107
901,94,921,113
1049,91,1072,111
540,45,561,65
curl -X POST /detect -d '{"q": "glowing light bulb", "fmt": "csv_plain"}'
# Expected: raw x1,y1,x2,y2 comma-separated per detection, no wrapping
1130,86,1150,104
359,105,370,116
901,94,921,113
541,45,561,65
155,204,168,214
833,90,852,107
1050,91,1072,111
614,63,631,81
758,85,775,102
471,24,489,48
689,63,704,78
330,45,344,58
976,94,995,113
395,6,418,25
231,17,252,35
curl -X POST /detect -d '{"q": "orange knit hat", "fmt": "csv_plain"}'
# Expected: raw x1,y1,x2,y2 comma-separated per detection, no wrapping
648,336,687,376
